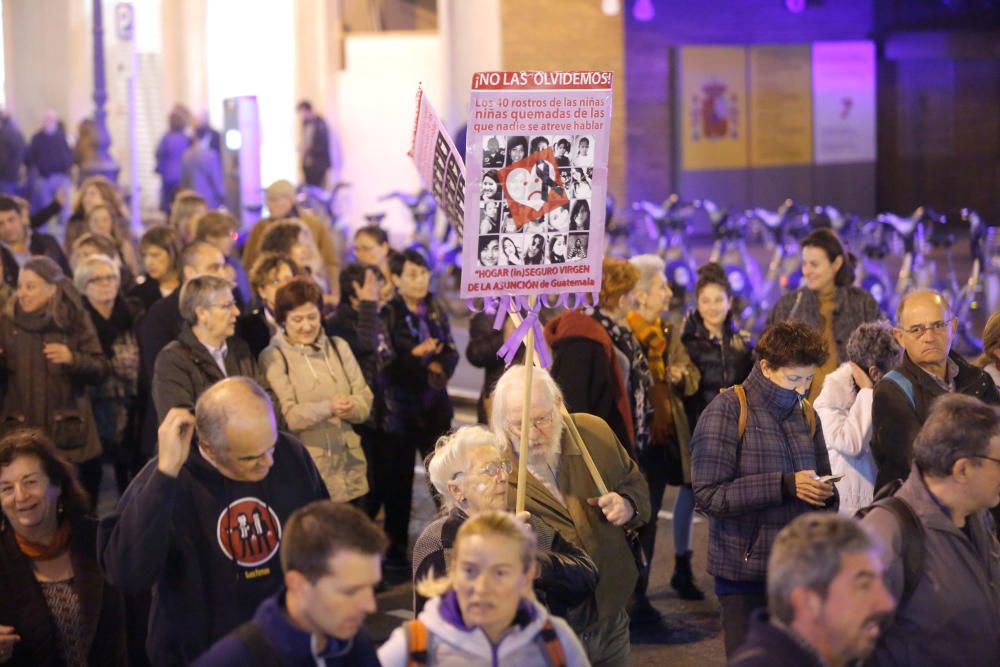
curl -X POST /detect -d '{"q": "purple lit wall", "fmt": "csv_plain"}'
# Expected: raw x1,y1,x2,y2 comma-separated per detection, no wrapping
624,0,876,216
625,0,1000,222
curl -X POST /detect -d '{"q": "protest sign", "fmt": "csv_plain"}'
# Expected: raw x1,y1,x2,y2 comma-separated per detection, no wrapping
408,87,466,239
461,71,613,303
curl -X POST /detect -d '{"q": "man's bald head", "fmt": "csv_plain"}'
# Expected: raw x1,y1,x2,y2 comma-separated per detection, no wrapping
896,289,951,325
196,378,278,482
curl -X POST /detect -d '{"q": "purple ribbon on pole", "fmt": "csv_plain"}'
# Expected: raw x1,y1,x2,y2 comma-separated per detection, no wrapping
496,298,552,369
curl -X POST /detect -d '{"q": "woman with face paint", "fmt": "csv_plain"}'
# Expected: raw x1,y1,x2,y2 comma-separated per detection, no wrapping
690,320,838,656
386,507,590,666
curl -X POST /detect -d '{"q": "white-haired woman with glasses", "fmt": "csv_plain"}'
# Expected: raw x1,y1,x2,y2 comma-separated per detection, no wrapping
412,426,597,623
75,255,142,494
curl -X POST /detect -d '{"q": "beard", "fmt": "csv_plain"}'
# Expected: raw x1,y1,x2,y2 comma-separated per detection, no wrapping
524,421,563,470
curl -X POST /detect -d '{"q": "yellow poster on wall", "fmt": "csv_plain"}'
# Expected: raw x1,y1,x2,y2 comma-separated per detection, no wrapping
680,46,749,170
749,45,813,166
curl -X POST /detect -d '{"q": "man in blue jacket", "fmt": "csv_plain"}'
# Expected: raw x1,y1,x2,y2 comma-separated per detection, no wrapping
194,501,386,666
99,377,329,666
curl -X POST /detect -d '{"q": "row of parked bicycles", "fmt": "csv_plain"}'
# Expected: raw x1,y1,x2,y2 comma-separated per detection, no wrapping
609,195,995,355
294,181,996,355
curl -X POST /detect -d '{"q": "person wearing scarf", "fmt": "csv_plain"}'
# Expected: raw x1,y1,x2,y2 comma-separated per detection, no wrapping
0,429,126,666
0,256,109,503
627,255,706,616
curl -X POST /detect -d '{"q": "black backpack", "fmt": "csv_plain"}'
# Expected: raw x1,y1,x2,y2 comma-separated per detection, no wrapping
854,479,925,606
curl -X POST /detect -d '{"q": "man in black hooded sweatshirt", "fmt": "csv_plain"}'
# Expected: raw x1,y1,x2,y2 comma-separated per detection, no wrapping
99,377,329,666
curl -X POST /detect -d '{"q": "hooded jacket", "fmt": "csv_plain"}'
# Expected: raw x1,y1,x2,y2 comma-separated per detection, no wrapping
98,433,329,666
191,590,380,667
378,591,589,667
861,464,1000,667
260,332,373,502
544,309,634,452
814,363,877,517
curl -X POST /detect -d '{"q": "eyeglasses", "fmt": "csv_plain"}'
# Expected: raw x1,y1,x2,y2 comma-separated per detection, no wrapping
506,412,556,433
477,461,513,478
898,320,950,336
208,300,236,311
970,455,1000,466
87,274,117,285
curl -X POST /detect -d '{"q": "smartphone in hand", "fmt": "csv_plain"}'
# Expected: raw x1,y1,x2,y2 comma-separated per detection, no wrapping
818,474,844,484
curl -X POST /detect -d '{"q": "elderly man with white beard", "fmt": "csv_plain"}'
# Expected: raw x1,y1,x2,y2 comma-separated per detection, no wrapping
490,364,650,667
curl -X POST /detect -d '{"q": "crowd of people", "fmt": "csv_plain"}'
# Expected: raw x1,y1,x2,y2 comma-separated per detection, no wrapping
0,104,999,667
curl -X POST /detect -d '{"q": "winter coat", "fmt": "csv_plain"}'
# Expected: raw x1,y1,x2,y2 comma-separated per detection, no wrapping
691,365,836,583
412,507,598,622
507,413,650,634
260,333,373,502
378,591,589,667
544,310,634,452
0,517,127,667
382,294,458,436
728,610,826,667
0,297,109,464
154,130,190,184
152,325,258,421
814,363,877,517
192,591,380,667
98,433,329,666
181,141,224,209
871,350,1000,490
767,285,882,364
861,464,1000,667
680,310,753,430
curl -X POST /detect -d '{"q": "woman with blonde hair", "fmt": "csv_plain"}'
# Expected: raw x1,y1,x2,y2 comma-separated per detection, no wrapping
64,175,129,251
379,511,589,667
975,311,1000,385
83,204,139,276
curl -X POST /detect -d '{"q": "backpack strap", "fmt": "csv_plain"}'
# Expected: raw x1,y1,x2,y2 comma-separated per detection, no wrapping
877,496,925,606
405,619,429,667
856,488,925,608
801,397,817,438
535,619,567,667
732,384,748,441
883,370,916,411
232,622,287,667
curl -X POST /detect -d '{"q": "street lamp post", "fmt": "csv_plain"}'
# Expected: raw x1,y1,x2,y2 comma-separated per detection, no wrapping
81,0,120,183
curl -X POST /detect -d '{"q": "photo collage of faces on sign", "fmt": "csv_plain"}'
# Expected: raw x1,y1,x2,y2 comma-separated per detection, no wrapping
477,133,594,268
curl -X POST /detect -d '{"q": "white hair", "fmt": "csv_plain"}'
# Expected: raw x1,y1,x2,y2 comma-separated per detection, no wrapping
629,254,666,292
426,426,504,511
73,253,120,293
488,365,563,443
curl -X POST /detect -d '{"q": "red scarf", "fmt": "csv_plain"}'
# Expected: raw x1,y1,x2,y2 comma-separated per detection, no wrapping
14,521,71,560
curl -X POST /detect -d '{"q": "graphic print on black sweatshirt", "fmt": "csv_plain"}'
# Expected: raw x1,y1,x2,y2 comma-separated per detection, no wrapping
216,497,282,567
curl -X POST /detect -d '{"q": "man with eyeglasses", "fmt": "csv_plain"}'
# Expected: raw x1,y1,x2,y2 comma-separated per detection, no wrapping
100,378,330,666
489,365,650,667
861,394,1000,667
152,274,257,422
872,289,999,490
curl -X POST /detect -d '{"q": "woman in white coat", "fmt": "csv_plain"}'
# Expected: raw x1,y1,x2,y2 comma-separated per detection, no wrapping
260,276,373,503
814,322,901,517
379,511,589,667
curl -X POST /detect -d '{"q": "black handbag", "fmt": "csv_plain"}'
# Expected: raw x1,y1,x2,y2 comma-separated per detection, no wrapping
50,408,87,450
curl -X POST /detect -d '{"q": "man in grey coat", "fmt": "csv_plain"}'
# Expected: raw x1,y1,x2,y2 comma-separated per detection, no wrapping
862,393,1000,667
